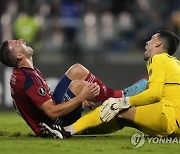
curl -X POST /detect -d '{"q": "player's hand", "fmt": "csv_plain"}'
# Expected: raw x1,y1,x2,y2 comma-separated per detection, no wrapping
79,82,100,101
82,100,95,109
100,97,130,122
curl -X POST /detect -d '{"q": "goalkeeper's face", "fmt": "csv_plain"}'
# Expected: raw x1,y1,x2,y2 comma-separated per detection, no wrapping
144,33,161,61
144,43,151,61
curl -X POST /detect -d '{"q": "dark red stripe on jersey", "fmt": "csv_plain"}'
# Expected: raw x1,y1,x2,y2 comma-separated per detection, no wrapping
21,69,34,90
21,68,46,90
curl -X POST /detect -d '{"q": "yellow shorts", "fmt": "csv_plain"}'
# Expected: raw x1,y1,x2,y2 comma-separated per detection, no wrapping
134,101,178,136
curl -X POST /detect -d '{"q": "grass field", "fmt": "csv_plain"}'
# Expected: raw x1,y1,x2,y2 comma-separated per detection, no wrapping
0,112,180,154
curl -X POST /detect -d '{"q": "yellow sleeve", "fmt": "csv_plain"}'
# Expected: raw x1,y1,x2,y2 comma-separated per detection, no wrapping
130,55,166,106
129,82,163,106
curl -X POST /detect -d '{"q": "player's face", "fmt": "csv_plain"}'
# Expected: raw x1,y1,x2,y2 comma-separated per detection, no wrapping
8,39,33,58
144,33,160,61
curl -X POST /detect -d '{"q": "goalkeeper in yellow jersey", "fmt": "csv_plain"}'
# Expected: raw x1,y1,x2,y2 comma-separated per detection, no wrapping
40,30,180,138
99,30,180,137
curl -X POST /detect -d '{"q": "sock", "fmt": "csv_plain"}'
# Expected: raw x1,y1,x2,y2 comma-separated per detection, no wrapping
64,125,76,135
52,75,72,103
71,106,102,134
85,72,123,102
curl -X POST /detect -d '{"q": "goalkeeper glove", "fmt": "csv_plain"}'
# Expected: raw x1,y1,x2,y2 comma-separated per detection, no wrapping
100,97,130,122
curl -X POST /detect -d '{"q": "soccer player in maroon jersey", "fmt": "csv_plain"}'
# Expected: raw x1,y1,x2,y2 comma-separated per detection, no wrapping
0,39,147,137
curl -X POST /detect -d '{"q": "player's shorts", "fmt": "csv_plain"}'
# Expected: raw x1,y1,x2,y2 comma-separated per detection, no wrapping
134,100,179,137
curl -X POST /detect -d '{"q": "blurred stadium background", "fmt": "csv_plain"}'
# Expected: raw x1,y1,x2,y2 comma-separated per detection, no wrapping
0,0,180,110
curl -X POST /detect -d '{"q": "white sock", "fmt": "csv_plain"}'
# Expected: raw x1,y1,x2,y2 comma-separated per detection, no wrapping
64,125,76,135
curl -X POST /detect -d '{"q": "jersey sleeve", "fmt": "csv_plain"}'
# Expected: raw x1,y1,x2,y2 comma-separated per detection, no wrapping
129,55,166,106
25,84,51,108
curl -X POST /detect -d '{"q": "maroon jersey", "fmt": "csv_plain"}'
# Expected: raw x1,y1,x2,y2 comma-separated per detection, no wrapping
10,67,54,136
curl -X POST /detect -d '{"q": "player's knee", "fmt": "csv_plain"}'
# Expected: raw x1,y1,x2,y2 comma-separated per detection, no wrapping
66,63,89,80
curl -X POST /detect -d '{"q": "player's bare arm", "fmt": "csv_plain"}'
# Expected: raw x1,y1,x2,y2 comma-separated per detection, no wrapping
40,81,100,120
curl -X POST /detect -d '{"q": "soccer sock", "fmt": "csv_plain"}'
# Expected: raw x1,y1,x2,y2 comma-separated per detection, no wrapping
52,75,72,103
69,106,102,134
85,72,123,102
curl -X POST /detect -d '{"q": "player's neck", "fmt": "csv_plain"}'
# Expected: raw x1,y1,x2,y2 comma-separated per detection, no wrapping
151,48,164,57
18,58,34,69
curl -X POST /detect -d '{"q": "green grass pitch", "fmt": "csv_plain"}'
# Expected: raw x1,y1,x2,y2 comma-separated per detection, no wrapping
0,111,180,154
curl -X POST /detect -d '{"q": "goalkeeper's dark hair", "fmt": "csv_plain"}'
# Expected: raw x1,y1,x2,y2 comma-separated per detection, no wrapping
0,41,18,67
157,30,180,55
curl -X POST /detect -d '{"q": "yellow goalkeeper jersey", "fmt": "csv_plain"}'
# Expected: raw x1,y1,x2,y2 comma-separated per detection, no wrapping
130,52,180,107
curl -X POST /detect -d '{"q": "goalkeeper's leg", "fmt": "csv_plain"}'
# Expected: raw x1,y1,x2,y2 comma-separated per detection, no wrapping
64,102,177,137
64,106,126,135
118,102,178,137
66,106,103,135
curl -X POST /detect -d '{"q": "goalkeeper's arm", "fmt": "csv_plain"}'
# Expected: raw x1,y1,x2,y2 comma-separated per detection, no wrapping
129,81,163,106
100,81,163,122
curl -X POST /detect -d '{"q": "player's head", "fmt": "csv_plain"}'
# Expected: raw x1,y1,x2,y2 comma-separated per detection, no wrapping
157,30,179,55
144,30,179,61
0,39,33,67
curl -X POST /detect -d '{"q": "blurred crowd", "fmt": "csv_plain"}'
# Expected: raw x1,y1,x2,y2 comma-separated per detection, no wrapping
0,0,180,63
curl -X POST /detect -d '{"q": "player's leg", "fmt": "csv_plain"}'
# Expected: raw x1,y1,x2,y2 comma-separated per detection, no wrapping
52,63,148,133
118,102,177,136
65,63,123,101
52,63,91,103
43,102,167,137
65,102,176,136
52,63,87,103
78,117,139,135
79,118,121,135
52,63,121,103
123,79,148,97
65,106,102,134
65,63,148,102
63,105,136,135
54,80,91,126
62,105,128,135
65,63,89,80
42,102,177,137
52,75,72,103
84,71,147,101
52,63,121,127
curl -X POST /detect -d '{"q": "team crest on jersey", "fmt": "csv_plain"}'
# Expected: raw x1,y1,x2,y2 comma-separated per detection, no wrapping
38,86,47,96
